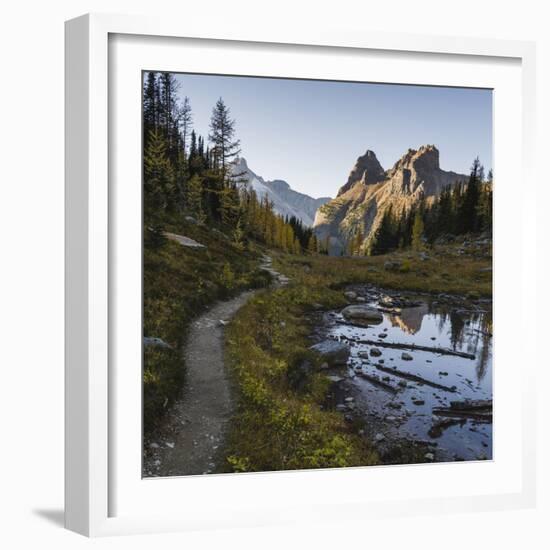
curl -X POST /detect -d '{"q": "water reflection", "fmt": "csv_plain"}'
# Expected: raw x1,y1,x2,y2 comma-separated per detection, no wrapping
384,300,492,383
324,287,493,462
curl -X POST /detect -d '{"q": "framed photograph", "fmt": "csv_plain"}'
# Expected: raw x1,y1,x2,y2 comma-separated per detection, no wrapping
65,13,537,536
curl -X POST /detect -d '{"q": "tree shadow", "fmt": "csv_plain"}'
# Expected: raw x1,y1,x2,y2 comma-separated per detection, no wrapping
33,508,64,527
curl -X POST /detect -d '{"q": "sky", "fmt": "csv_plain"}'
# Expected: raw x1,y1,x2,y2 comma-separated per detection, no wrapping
172,73,492,199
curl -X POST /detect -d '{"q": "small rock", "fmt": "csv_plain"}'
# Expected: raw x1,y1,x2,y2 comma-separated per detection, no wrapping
374,433,385,442
412,399,425,406
165,442,175,449
344,291,358,301
370,348,382,357
327,375,344,383
378,333,388,339
401,352,413,361
149,442,159,449
424,452,435,461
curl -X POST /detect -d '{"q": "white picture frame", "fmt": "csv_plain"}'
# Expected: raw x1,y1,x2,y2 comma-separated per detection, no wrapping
65,12,537,537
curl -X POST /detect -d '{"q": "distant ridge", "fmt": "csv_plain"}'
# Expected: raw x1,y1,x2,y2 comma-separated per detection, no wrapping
233,158,331,227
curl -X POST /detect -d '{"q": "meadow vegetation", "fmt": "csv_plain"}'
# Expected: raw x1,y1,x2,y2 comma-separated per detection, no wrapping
222,240,491,472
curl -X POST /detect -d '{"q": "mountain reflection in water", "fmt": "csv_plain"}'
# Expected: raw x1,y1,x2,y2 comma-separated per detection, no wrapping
324,287,493,463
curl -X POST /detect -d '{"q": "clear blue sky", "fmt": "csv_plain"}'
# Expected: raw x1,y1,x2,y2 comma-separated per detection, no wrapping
173,73,492,199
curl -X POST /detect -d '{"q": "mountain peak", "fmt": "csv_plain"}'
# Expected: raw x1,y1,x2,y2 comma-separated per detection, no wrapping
314,144,469,255
338,149,385,195
235,156,248,170
231,158,331,226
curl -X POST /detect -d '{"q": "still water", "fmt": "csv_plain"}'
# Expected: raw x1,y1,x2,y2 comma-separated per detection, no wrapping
323,286,493,462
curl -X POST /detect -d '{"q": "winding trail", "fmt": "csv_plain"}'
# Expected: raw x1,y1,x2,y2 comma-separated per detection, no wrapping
144,256,286,477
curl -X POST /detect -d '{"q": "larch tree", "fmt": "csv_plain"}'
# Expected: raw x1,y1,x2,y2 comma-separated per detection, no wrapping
411,209,425,250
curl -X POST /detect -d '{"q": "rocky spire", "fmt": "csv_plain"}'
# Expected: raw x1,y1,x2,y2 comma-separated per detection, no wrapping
337,149,385,196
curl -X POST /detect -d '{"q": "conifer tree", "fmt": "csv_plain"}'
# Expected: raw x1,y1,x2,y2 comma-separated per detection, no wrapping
208,98,241,178
178,96,193,157
307,234,318,253
186,174,205,224
143,72,158,136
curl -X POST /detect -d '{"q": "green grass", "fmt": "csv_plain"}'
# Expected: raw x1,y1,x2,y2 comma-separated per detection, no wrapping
143,218,271,437
272,241,492,297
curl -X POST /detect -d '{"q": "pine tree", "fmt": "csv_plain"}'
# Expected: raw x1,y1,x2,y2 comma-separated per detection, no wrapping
158,73,181,161
143,72,158,136
208,98,241,178
370,206,395,255
178,96,193,157
457,157,482,234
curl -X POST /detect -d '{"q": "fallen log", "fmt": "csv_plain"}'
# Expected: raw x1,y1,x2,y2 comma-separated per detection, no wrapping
449,398,492,410
357,372,398,393
339,336,475,360
432,408,492,422
374,364,457,392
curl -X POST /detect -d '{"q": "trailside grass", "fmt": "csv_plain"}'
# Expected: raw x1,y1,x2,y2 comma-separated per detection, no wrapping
143,218,271,437
223,283,378,473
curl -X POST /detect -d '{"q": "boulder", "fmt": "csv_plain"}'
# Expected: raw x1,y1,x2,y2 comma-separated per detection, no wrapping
341,305,383,324
310,340,350,366
164,232,206,249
